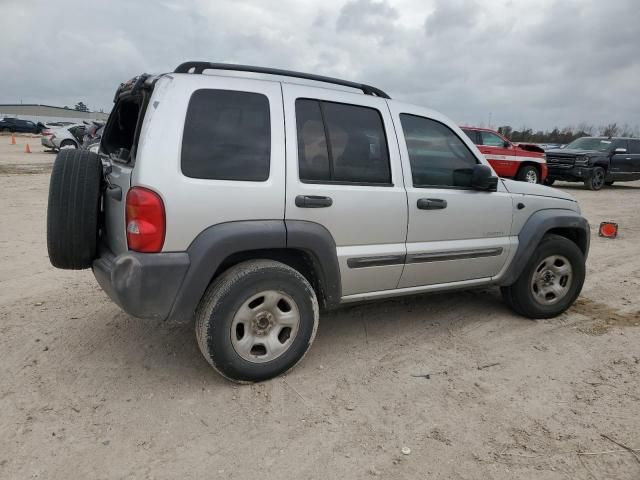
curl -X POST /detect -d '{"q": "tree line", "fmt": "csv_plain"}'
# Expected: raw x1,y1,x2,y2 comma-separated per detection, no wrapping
496,123,639,144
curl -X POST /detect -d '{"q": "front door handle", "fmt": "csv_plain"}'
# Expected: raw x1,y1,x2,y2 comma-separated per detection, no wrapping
417,198,447,210
295,195,333,208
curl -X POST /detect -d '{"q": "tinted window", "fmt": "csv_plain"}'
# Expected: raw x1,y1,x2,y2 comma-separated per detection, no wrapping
400,114,478,188
461,129,479,144
296,99,391,184
629,140,640,154
612,139,628,152
182,89,270,181
296,99,330,181
481,131,507,147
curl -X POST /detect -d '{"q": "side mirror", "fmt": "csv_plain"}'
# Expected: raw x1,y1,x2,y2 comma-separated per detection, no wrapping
471,164,498,191
614,147,627,154
503,141,511,148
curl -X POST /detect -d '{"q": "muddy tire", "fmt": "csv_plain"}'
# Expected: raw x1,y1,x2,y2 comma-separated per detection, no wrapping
47,149,103,269
501,234,585,319
516,165,539,184
584,166,605,190
196,260,319,383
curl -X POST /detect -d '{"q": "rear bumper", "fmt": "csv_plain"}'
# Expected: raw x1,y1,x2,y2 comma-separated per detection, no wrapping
93,247,190,321
548,165,593,181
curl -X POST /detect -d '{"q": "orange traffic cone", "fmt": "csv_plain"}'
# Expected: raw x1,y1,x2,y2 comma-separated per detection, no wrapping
24,144,32,153
10,133,16,145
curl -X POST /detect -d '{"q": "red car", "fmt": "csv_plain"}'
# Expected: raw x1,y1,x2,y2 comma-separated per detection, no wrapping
461,127,547,184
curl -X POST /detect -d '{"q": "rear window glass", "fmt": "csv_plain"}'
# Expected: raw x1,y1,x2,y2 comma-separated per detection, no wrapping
182,89,270,181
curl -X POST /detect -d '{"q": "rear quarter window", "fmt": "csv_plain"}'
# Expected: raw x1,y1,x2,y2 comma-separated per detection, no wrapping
181,89,271,181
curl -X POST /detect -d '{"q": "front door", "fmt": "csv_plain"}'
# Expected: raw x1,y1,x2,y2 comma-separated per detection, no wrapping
282,84,408,296
388,106,515,288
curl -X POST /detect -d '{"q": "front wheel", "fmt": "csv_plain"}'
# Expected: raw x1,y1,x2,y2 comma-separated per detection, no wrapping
196,260,319,383
517,165,539,184
584,166,605,190
501,234,585,319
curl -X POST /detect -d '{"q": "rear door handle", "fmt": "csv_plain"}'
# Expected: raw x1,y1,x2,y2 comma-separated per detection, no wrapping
417,198,447,210
295,195,333,208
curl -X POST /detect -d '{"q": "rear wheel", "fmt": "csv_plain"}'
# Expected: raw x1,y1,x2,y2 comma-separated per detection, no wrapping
584,166,605,190
501,234,585,319
196,260,319,383
517,165,539,184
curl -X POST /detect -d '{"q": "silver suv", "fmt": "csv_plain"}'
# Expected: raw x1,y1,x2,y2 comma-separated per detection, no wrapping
47,62,590,383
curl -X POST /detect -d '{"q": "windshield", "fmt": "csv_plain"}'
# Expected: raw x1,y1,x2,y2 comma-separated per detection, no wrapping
565,137,613,152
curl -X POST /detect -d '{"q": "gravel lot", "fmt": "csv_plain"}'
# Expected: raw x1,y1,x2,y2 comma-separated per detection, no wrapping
1,136,639,479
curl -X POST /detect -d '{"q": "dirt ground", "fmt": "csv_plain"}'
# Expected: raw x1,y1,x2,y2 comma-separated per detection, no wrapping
1,135,639,480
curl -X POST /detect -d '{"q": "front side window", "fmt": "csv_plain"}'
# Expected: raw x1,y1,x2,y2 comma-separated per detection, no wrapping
628,139,640,154
400,114,478,188
296,99,391,185
182,89,270,181
481,131,507,147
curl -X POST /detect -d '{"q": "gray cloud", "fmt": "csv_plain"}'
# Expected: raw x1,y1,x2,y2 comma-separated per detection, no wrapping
1,0,638,130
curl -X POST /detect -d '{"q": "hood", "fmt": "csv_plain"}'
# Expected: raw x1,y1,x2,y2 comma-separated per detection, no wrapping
546,148,606,156
501,179,576,202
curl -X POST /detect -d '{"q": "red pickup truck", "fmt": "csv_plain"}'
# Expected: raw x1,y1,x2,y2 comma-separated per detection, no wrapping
461,126,547,184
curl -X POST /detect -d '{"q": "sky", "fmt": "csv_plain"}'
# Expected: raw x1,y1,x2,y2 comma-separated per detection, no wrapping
1,0,639,131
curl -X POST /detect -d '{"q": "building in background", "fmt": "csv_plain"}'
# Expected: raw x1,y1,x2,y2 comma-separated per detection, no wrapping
0,104,109,125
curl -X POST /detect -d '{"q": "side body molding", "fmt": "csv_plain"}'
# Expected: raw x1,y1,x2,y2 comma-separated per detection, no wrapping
498,209,590,286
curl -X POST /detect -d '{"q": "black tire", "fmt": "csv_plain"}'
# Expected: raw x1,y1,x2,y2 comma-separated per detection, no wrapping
501,234,585,319
584,166,605,190
544,178,555,186
1,127,10,133
60,139,77,149
47,149,103,269
196,260,319,383
516,165,539,184
605,181,614,186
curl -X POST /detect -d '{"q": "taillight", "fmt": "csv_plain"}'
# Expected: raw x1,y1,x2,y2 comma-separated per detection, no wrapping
125,187,165,252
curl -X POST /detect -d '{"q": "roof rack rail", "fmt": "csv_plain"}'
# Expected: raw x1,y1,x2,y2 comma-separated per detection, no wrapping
174,61,391,99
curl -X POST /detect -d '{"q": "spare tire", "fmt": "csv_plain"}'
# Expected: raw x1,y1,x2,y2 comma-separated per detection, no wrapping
47,149,103,269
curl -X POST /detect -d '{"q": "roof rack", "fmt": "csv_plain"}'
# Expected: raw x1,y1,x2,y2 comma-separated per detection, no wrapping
174,61,391,99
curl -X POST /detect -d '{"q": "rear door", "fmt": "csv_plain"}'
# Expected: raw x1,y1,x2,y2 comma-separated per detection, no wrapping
283,84,407,296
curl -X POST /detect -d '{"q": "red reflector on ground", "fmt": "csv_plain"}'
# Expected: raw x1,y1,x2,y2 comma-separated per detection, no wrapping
599,222,618,238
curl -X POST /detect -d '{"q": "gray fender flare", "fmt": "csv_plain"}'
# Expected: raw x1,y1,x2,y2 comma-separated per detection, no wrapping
167,220,341,323
499,209,590,286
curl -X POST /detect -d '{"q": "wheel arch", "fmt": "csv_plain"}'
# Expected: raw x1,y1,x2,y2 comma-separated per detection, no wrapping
498,209,590,286
167,220,341,323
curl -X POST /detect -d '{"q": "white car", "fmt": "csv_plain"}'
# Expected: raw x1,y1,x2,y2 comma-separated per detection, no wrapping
41,124,86,150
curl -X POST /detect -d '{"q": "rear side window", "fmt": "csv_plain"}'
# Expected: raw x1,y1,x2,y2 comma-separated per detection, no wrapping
296,99,391,185
182,89,270,181
629,140,640,154
400,114,478,188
